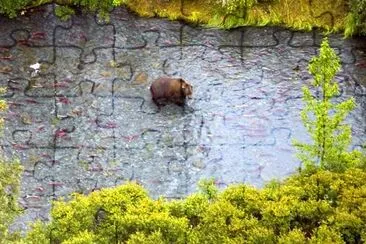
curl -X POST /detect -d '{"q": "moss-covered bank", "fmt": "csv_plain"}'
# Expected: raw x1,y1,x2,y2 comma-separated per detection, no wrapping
0,0,365,36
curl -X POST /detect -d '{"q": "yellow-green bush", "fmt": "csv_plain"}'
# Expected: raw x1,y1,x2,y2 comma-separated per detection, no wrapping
0,159,23,243
293,38,362,173
0,88,23,243
22,167,366,243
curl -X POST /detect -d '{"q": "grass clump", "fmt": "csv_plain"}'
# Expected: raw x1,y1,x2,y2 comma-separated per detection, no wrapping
55,5,75,21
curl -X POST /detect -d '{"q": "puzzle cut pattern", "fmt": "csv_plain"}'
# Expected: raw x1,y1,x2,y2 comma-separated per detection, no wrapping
0,4,365,229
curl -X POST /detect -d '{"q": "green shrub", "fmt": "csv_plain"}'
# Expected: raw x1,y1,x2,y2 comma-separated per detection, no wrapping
0,0,115,20
24,167,366,243
216,0,258,15
293,38,362,173
55,5,76,21
0,0,31,18
24,183,188,243
0,87,23,243
211,0,259,28
0,159,23,243
345,0,366,36
212,0,276,16
209,0,276,28
72,0,114,18
112,0,129,6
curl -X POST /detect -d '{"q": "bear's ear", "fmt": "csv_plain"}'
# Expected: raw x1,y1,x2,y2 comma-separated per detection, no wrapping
181,80,187,89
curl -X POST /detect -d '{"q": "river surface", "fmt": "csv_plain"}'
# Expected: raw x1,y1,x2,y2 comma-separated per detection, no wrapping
0,4,365,229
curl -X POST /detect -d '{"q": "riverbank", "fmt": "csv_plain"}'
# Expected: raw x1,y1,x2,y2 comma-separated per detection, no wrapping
122,0,347,32
1,0,360,36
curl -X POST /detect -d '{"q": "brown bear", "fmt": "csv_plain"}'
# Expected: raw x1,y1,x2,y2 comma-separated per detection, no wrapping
150,77,193,107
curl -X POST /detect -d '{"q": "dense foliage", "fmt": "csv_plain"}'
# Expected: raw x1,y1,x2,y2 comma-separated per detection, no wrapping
0,0,365,36
54,5,76,21
293,38,361,173
62,0,114,21
0,88,23,243
0,159,23,243
208,0,263,28
0,0,31,18
22,168,366,243
345,0,366,36
214,0,258,15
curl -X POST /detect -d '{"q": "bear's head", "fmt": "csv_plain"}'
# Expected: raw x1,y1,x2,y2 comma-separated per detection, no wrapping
180,79,193,99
